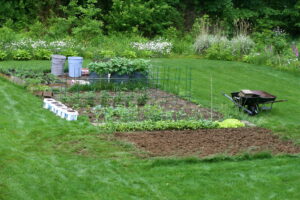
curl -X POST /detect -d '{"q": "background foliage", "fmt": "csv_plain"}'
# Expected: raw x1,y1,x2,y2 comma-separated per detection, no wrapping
1,0,300,36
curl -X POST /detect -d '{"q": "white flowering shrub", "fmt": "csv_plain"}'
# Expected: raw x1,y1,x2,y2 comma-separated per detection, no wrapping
131,38,172,55
1,38,79,60
4,39,76,52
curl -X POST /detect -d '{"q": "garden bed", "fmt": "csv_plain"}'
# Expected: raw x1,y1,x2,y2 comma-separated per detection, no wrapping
54,88,221,123
115,128,300,157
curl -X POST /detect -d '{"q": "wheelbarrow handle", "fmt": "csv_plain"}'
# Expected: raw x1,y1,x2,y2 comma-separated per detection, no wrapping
222,93,254,115
273,99,288,103
261,99,288,104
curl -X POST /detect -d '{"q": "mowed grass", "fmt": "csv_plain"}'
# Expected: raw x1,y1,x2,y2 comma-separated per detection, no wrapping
153,58,300,143
1,60,300,199
0,60,92,72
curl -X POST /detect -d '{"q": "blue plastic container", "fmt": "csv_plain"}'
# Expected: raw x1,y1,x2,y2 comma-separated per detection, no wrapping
68,57,83,77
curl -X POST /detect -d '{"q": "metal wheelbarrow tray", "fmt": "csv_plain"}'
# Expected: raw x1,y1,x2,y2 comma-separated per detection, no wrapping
223,90,287,115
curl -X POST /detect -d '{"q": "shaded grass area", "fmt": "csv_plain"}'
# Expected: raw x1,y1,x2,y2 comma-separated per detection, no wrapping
153,58,300,143
0,60,300,199
0,60,92,72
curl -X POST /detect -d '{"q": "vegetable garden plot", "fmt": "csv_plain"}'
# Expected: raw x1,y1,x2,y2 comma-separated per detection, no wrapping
51,66,221,123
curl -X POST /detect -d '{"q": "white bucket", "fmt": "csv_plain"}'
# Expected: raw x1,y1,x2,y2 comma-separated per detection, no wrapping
65,109,79,121
43,98,78,121
51,102,62,113
43,98,56,109
55,104,67,116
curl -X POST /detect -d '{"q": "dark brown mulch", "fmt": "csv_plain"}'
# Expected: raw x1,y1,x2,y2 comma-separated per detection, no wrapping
115,128,300,157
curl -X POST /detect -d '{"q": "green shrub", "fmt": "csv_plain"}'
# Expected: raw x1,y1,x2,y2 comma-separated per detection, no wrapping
121,50,137,58
242,52,269,65
61,49,78,57
252,29,288,54
0,51,8,60
34,49,52,60
172,39,194,55
162,27,180,40
82,50,94,59
13,49,32,60
218,119,245,128
205,44,234,61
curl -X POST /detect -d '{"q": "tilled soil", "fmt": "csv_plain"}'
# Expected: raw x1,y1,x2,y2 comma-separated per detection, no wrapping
115,128,300,157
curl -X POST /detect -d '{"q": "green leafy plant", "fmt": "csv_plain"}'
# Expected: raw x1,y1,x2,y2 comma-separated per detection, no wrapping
0,50,8,60
121,50,137,58
99,120,218,132
34,49,52,60
100,91,110,107
61,49,78,57
88,58,150,76
218,119,245,128
13,49,32,60
205,44,234,61
137,93,149,106
113,92,123,106
27,84,51,92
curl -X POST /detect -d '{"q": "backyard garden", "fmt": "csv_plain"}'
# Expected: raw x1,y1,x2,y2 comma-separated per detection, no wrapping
1,0,300,199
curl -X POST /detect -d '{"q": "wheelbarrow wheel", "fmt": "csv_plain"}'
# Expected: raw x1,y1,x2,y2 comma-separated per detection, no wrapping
247,104,259,116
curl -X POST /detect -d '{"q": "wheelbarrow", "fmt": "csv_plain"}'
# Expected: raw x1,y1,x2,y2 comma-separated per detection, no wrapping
223,90,287,115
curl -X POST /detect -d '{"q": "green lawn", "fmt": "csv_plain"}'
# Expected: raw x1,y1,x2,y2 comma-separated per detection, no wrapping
1,59,300,199
153,58,300,143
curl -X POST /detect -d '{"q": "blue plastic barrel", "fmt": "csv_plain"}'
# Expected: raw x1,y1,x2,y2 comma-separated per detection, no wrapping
68,57,83,78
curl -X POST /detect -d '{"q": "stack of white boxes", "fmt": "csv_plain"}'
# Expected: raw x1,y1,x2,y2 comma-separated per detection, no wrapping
43,98,78,121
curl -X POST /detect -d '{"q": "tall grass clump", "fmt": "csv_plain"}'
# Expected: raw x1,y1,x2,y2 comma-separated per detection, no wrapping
194,17,255,60
231,20,255,56
194,34,229,54
231,35,255,56
193,15,228,54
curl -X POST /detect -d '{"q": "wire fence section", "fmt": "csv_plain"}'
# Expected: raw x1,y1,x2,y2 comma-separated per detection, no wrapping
52,65,192,102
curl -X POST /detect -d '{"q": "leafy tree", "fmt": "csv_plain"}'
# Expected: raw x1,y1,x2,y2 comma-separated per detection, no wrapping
106,0,182,36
